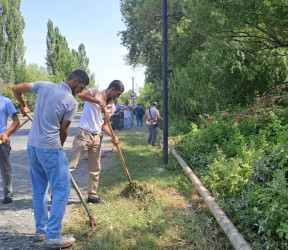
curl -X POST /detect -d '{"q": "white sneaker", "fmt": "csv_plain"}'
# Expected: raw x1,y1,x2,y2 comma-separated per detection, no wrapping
43,236,75,248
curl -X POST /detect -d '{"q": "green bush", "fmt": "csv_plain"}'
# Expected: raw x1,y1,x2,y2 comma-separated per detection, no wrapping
203,149,256,201
176,106,288,248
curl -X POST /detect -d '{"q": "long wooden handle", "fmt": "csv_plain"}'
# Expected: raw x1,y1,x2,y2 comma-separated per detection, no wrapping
70,174,97,222
103,112,133,184
25,113,33,121
0,116,32,145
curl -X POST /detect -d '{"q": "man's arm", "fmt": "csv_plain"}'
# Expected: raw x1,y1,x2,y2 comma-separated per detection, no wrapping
12,83,31,114
77,90,106,112
0,115,20,143
59,120,71,147
157,114,164,121
102,116,119,146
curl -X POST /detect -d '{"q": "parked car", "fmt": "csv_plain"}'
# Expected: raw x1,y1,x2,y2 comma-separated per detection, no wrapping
111,105,125,130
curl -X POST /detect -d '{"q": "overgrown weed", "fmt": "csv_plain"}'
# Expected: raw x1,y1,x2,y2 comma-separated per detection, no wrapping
64,126,232,249
176,104,288,249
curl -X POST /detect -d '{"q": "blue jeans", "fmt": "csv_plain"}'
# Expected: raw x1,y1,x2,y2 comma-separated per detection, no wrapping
27,146,71,239
147,124,158,146
136,115,143,127
124,118,131,130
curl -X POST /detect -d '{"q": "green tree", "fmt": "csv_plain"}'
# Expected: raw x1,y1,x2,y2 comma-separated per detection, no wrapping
195,0,288,52
120,0,288,124
45,19,79,82
25,63,50,82
45,20,93,84
0,0,25,84
77,43,90,74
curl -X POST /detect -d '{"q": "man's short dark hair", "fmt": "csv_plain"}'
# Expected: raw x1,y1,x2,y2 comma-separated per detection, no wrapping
108,80,124,92
67,70,89,85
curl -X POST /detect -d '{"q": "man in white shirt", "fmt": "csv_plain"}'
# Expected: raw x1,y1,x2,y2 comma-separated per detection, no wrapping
144,102,163,146
68,80,124,204
123,100,133,130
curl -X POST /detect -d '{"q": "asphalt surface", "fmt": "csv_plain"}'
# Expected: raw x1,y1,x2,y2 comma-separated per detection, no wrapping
0,113,115,249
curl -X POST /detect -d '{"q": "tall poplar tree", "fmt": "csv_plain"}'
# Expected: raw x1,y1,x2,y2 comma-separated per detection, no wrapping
46,19,79,82
46,20,91,83
0,0,25,83
77,43,89,74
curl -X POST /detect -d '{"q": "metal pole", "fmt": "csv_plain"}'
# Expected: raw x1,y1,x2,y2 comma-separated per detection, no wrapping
132,77,135,107
169,145,252,250
162,0,168,165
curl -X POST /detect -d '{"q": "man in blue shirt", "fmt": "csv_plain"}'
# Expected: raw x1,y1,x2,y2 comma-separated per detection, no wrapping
12,70,89,249
113,99,122,115
0,95,20,204
134,103,144,127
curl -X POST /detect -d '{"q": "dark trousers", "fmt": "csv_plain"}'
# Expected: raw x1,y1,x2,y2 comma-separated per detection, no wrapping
147,124,158,146
0,141,12,196
136,115,143,127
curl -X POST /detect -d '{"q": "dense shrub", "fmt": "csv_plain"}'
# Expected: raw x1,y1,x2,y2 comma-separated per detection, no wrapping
176,106,288,249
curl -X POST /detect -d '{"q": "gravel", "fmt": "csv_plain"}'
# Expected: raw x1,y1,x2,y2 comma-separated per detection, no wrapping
0,115,116,249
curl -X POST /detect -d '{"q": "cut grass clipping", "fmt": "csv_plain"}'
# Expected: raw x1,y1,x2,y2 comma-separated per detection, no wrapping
121,181,155,203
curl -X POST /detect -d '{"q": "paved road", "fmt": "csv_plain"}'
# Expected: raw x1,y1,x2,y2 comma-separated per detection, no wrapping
0,113,115,249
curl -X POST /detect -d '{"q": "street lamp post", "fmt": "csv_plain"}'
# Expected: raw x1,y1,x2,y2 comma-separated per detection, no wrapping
162,0,168,165
131,77,135,107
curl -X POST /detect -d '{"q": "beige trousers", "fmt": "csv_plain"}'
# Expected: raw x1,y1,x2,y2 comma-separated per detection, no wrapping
68,128,103,199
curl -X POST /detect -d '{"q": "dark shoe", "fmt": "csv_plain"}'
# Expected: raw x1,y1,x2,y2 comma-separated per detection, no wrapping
2,194,12,204
34,232,46,242
87,197,106,204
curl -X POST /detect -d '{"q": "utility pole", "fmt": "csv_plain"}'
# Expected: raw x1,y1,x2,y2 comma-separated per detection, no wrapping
131,77,135,107
162,0,168,165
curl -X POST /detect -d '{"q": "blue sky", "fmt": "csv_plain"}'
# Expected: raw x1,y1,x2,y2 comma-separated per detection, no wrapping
20,0,145,92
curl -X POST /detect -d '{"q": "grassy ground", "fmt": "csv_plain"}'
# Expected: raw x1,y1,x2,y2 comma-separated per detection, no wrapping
63,125,232,249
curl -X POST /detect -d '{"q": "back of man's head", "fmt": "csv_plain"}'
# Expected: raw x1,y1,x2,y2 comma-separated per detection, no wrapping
108,80,124,92
67,70,89,85
153,102,158,106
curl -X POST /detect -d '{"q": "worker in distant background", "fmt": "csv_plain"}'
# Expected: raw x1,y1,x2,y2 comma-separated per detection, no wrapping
123,100,133,130
134,103,144,127
112,99,122,128
145,102,163,146
0,95,20,204
68,80,124,204
113,99,122,115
